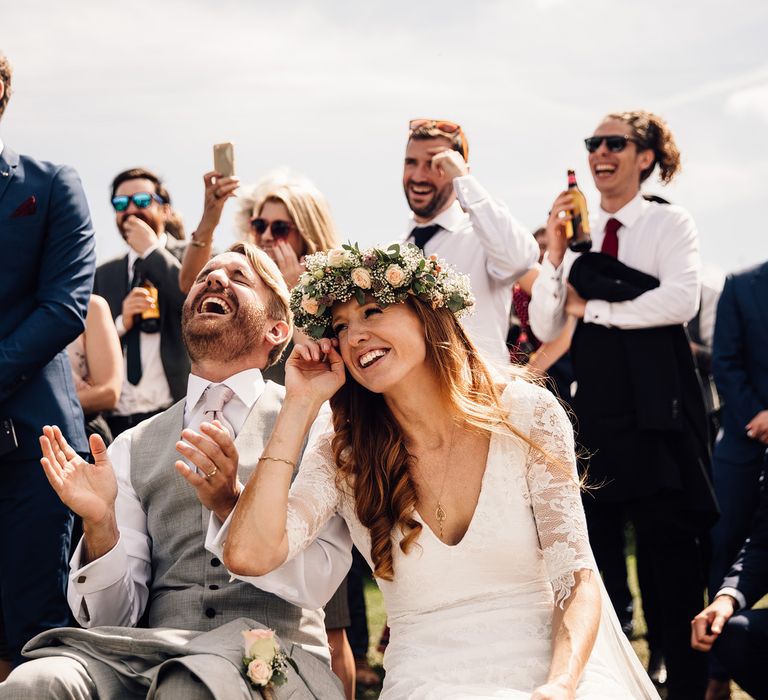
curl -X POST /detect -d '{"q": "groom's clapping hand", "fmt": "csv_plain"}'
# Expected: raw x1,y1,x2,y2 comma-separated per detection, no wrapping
175,420,242,523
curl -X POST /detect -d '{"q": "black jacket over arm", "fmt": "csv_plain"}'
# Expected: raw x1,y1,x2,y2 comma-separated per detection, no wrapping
568,252,718,530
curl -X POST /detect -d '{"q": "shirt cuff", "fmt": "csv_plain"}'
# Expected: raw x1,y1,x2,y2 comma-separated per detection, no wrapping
115,315,127,337
716,587,746,611
453,175,490,209
205,510,231,558
69,535,130,594
540,256,564,280
584,299,611,326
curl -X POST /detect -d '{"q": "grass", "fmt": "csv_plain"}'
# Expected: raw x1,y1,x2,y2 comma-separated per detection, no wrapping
354,556,754,699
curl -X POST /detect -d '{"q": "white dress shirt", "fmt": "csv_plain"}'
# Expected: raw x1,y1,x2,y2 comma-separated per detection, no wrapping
112,233,174,416
405,175,538,367
529,192,701,343
68,368,352,627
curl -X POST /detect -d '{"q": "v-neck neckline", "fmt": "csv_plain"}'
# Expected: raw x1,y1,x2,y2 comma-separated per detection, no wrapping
414,429,496,548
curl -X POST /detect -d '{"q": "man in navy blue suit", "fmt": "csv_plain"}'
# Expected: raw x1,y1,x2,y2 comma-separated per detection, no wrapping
704,260,768,696
0,53,95,666
692,459,768,698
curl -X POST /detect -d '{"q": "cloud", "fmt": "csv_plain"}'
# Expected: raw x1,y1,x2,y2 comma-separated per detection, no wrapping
725,82,768,122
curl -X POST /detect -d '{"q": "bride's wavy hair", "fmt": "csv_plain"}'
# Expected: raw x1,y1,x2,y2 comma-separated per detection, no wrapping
329,296,552,581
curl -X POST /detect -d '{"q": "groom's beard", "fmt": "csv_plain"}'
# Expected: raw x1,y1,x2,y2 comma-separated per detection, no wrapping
182,290,265,363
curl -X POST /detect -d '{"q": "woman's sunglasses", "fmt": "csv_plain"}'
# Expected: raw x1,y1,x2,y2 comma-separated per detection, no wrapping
111,192,164,212
584,135,638,154
250,218,296,238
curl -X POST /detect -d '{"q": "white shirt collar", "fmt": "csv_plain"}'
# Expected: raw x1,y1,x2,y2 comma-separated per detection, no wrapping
127,232,168,270
186,368,266,413
406,199,466,236
597,191,648,230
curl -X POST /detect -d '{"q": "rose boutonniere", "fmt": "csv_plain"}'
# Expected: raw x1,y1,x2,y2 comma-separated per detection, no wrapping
241,628,295,696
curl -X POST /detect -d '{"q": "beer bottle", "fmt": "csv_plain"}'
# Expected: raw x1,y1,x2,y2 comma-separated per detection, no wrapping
565,169,592,252
138,276,160,333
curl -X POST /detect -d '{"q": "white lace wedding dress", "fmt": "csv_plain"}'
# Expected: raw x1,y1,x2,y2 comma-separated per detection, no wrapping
286,381,660,699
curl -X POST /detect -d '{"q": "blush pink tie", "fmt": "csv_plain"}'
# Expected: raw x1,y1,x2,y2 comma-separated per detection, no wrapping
202,384,236,438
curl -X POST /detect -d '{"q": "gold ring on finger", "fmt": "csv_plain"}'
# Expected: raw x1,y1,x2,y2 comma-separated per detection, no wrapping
207,467,219,478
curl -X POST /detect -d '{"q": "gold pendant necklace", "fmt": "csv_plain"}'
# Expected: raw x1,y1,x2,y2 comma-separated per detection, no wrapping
420,420,458,540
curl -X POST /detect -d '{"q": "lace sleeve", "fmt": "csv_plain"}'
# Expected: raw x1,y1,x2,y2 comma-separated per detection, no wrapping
524,386,593,607
284,427,343,560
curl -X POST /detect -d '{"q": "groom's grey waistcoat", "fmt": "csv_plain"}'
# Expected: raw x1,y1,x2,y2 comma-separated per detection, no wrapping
129,380,326,651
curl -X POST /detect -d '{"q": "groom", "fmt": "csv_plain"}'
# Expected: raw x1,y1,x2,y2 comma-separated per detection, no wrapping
0,243,350,699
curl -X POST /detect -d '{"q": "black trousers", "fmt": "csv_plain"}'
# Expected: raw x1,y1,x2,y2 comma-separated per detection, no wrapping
713,609,768,699
583,497,708,700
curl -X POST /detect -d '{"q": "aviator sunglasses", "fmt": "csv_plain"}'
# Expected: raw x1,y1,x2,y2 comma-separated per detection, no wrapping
584,135,639,154
409,118,470,161
111,192,165,212
250,218,297,238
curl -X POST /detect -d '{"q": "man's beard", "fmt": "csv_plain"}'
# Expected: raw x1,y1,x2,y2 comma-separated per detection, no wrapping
182,290,266,363
404,180,454,220
119,211,160,239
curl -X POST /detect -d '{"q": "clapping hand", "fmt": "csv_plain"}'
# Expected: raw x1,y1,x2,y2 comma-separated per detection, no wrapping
39,426,117,526
746,409,768,444
285,337,346,407
175,420,242,522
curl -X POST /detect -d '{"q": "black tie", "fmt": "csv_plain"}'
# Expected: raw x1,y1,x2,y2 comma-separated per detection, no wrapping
126,261,142,385
409,224,443,251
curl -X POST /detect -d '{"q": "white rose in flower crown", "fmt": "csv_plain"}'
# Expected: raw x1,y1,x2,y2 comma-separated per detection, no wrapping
350,267,372,289
326,249,349,267
246,658,272,686
242,629,279,663
300,296,320,315
385,264,407,288
299,272,313,286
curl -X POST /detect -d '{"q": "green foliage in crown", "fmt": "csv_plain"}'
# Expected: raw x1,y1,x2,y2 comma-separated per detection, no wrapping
290,242,475,338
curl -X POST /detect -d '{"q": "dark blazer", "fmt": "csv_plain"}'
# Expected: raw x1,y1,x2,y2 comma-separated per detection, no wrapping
568,253,718,527
720,461,768,608
94,237,190,402
712,261,768,465
0,146,95,459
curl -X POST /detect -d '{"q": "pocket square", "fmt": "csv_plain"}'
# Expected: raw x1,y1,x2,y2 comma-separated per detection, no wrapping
11,195,36,218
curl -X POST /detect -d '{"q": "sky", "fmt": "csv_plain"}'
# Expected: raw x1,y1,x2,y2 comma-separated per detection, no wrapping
2,0,768,276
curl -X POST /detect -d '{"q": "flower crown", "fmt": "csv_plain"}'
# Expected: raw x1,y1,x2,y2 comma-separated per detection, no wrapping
290,242,475,338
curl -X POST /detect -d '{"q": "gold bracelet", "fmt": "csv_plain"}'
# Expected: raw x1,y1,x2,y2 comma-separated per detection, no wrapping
257,456,296,468
189,231,211,248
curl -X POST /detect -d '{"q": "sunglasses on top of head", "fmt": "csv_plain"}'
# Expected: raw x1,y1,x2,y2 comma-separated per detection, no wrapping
250,218,297,238
584,135,639,154
408,118,470,161
111,192,165,212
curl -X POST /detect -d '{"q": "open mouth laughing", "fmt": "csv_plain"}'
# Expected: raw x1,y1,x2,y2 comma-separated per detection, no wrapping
593,163,617,179
196,293,235,316
358,348,389,369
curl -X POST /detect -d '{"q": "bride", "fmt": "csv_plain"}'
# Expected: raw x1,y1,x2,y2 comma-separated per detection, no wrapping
222,242,660,699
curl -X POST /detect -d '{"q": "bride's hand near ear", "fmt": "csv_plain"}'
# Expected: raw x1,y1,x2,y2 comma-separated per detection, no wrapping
285,337,346,407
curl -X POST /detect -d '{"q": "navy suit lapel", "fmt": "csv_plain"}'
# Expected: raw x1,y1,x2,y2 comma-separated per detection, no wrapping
0,146,19,206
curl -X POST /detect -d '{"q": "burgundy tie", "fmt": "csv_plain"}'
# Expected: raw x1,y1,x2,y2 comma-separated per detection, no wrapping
601,218,621,258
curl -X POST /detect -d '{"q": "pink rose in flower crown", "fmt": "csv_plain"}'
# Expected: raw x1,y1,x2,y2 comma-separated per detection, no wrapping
242,628,279,663
350,267,372,289
326,248,349,267
384,264,407,287
300,296,320,315
246,658,272,686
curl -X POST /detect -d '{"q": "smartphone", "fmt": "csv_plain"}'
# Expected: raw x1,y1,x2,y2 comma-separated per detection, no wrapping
213,142,236,177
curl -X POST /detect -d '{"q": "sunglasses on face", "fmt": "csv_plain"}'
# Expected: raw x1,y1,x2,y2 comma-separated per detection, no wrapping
250,218,296,238
111,192,164,212
584,135,638,154
409,118,469,161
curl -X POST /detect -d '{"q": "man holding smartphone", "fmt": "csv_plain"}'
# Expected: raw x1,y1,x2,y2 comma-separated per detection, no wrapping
95,168,189,438
0,52,95,668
